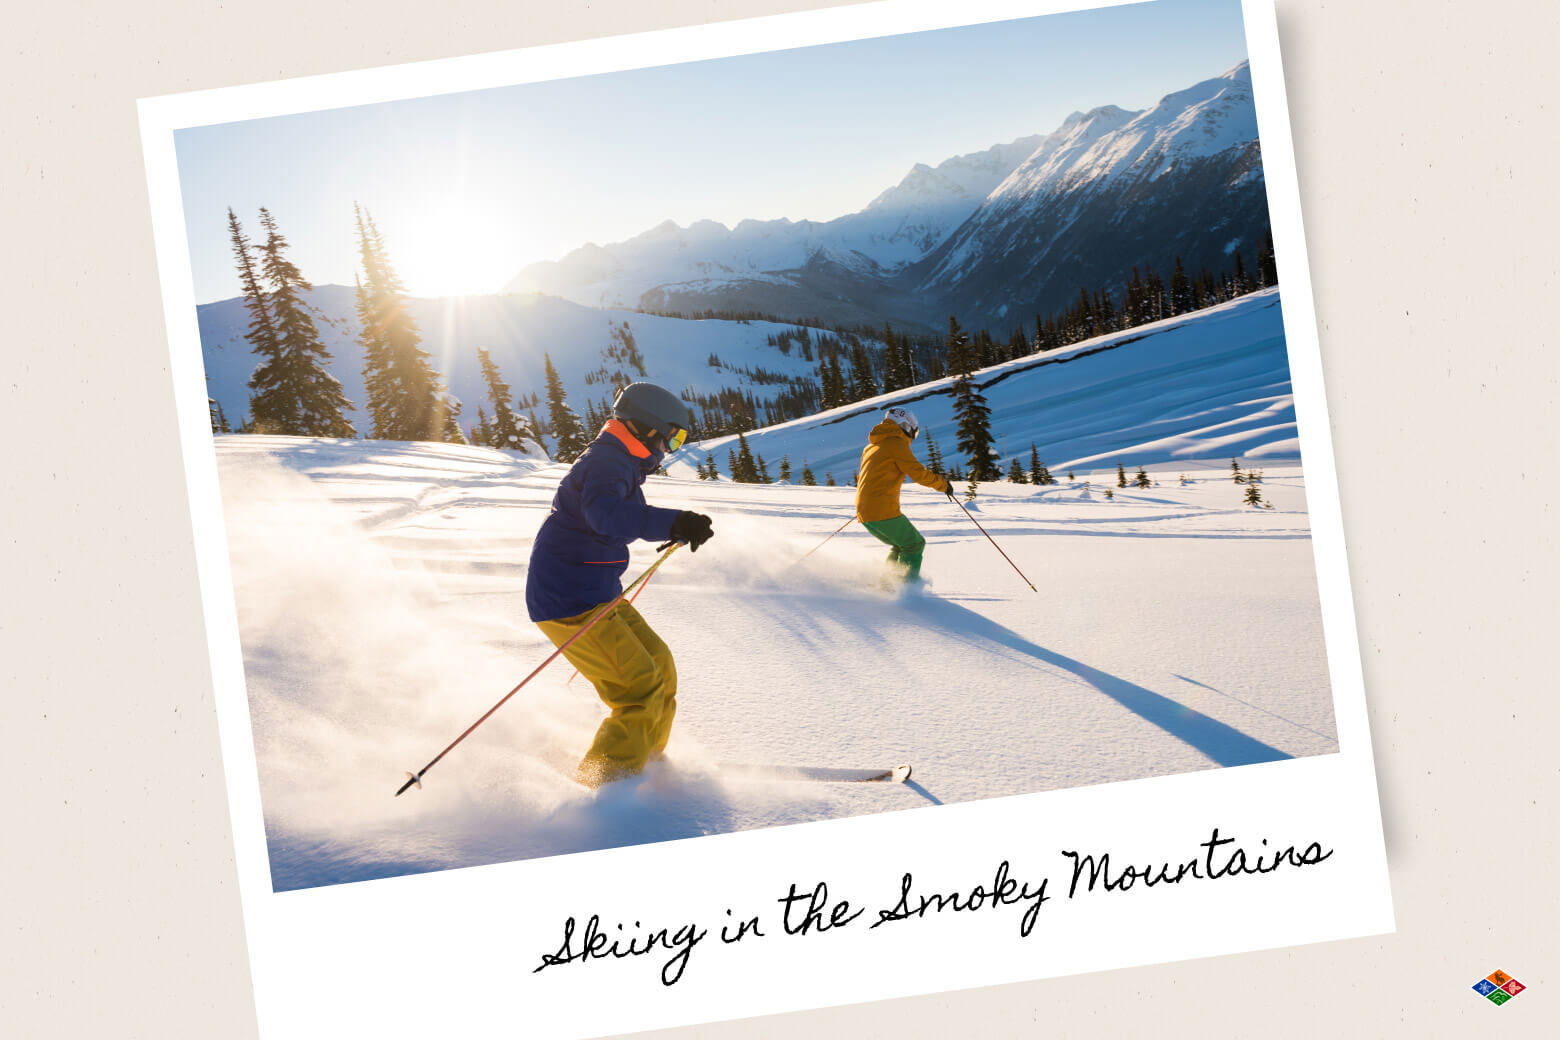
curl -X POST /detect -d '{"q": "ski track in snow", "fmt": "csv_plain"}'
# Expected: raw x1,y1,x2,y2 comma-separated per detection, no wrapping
219,432,1337,892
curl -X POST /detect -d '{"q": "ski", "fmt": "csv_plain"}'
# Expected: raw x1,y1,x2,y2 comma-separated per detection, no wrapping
717,763,912,784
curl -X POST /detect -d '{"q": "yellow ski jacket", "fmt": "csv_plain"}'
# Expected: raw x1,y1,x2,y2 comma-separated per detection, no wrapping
855,419,951,522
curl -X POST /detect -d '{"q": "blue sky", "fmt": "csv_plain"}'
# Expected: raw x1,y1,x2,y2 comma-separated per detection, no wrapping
177,0,1248,302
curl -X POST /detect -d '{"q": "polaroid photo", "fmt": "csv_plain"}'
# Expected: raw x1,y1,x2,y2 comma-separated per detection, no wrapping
139,0,1394,1035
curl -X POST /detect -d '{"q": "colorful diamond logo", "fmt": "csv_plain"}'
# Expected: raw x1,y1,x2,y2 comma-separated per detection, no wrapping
1474,969,1525,1005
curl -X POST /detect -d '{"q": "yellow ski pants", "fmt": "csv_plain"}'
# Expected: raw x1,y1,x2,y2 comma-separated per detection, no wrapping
536,600,677,787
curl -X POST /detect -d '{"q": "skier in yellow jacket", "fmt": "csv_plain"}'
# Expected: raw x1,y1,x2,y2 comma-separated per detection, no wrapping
856,407,952,583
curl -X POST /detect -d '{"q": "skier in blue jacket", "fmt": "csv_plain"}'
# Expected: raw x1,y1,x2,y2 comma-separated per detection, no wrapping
527,382,714,787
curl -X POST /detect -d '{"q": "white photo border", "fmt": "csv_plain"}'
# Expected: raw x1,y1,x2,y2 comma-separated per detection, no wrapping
139,2,1392,1036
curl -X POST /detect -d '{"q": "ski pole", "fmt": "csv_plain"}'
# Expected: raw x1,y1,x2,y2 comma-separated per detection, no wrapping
395,542,683,796
787,516,854,569
947,494,1037,593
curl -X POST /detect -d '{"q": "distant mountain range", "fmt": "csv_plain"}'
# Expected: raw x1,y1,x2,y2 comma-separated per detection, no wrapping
505,62,1268,332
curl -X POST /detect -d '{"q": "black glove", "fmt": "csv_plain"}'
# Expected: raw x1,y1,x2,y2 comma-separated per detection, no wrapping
666,511,714,552
944,481,957,500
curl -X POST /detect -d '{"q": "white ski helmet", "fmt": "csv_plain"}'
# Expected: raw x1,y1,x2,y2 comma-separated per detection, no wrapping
885,406,920,439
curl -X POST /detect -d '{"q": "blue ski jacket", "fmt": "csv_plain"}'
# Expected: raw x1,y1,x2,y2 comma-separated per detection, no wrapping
526,420,682,623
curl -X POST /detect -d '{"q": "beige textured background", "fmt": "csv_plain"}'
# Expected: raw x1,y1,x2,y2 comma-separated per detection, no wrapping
4,1,1555,1036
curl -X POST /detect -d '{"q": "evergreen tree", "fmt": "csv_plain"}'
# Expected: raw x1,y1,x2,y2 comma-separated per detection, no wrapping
245,208,356,437
471,404,492,446
778,456,793,482
1231,457,1244,483
440,395,467,444
1135,466,1152,489
825,472,837,486
1244,481,1264,507
1170,257,1194,316
1067,471,1076,481
727,449,739,480
734,432,760,482
1104,486,1115,500
1027,444,1056,485
1180,473,1192,486
924,434,946,477
756,453,772,484
1257,232,1278,287
1008,458,1028,483
544,353,589,461
475,347,535,451
1117,462,1128,488
945,316,972,375
1232,252,1250,296
965,479,979,502
948,317,998,481
208,397,232,434
800,463,817,486
354,205,456,441
847,340,877,401
226,208,280,372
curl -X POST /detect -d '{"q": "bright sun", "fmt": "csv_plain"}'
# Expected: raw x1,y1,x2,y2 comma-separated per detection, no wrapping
387,202,518,299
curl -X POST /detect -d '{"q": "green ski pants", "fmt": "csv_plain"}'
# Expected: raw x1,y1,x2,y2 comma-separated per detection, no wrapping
861,514,927,580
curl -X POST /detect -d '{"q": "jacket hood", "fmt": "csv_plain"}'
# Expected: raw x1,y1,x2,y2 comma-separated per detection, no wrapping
868,418,908,445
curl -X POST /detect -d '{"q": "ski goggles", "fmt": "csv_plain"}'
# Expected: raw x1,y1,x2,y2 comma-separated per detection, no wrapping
666,425,688,452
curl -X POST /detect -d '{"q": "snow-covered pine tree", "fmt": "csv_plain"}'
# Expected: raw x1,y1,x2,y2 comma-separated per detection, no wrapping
1008,459,1027,483
353,205,456,441
778,456,792,482
544,353,589,461
1231,457,1244,483
471,405,491,446
246,208,356,437
475,347,533,451
1135,466,1152,489
965,479,978,502
801,463,817,486
756,454,772,484
1244,481,1264,507
727,449,739,479
440,395,467,444
1116,462,1128,488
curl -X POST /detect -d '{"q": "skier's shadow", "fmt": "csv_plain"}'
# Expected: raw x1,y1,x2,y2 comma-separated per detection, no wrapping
902,597,1292,768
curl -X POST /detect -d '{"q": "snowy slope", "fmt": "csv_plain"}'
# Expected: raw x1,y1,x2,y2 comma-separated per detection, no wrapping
219,423,1335,892
682,288,1297,485
198,287,830,433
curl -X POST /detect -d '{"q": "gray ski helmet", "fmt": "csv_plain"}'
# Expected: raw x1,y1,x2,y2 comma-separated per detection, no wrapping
612,382,692,443
885,406,920,439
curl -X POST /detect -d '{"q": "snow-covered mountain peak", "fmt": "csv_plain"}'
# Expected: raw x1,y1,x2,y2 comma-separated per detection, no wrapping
865,134,1045,213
